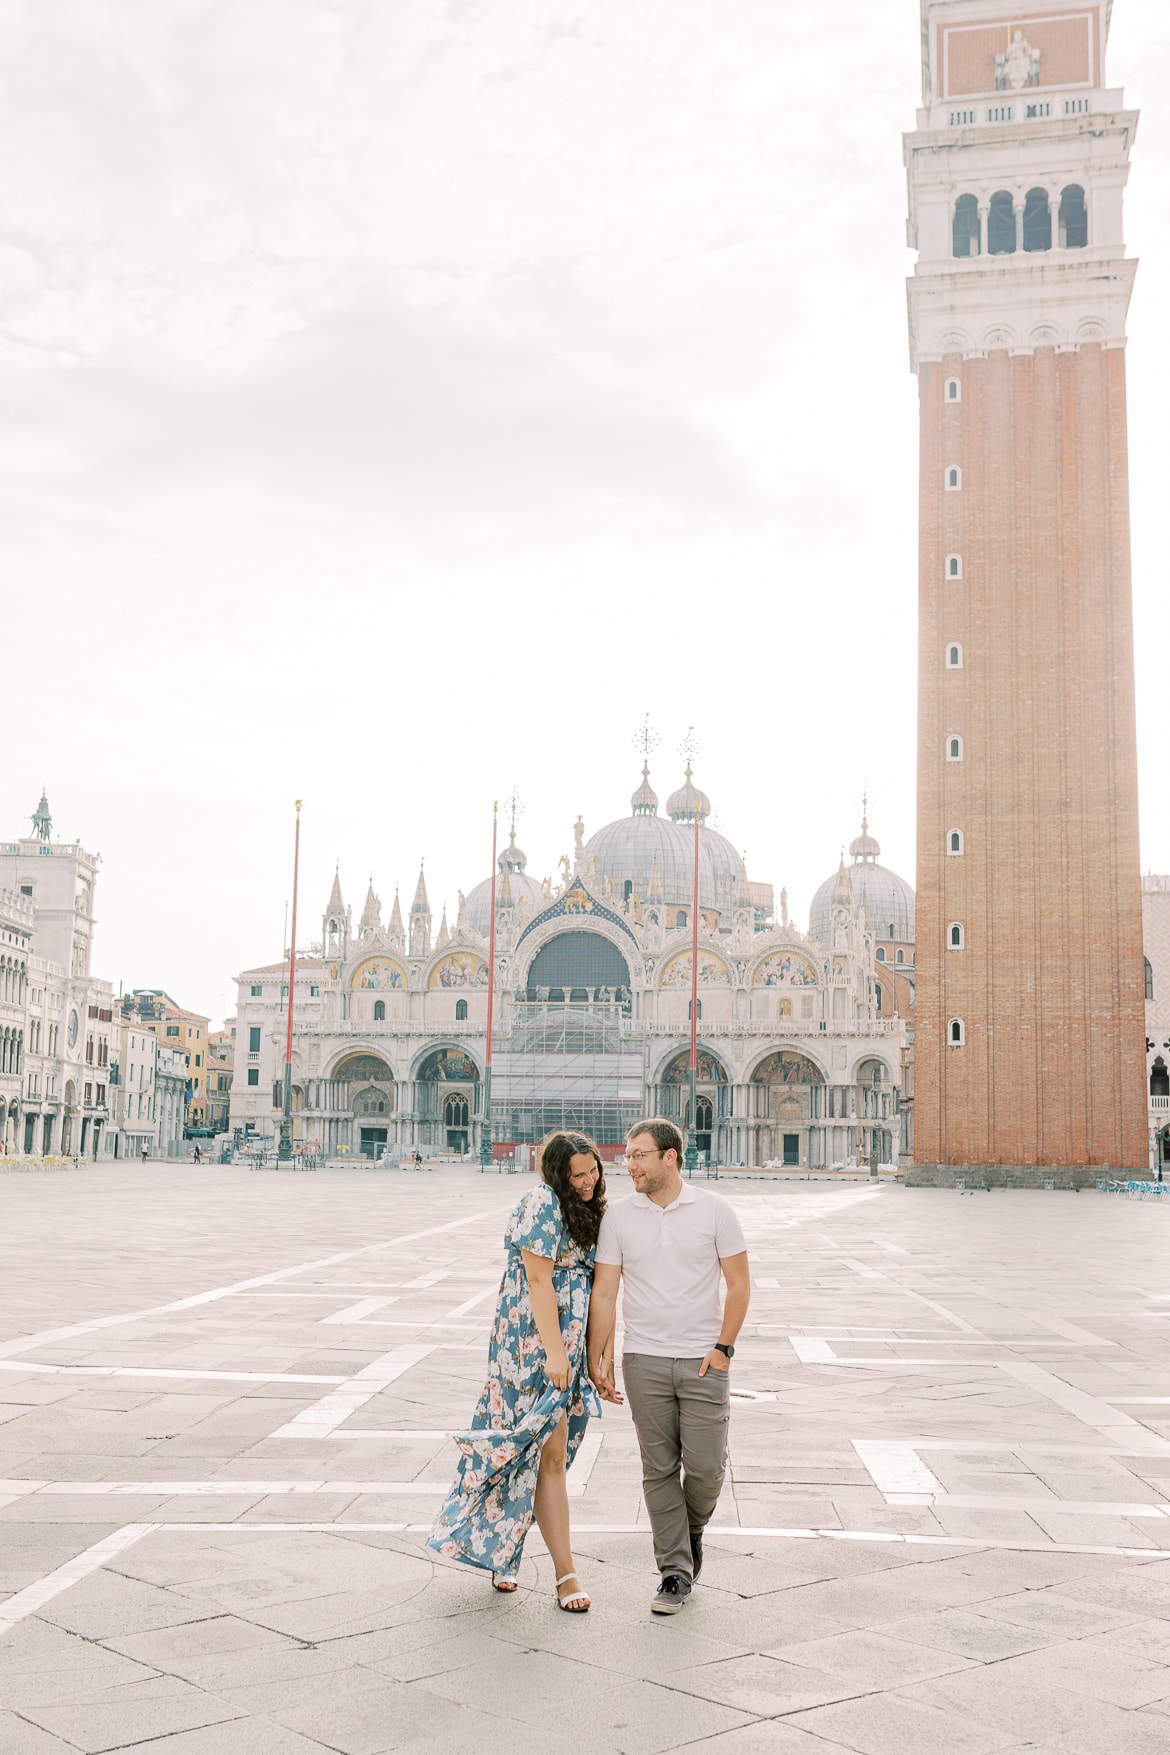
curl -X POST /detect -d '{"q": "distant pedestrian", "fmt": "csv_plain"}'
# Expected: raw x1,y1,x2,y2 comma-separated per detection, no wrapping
192,1144,201,1164
140,1145,148,1165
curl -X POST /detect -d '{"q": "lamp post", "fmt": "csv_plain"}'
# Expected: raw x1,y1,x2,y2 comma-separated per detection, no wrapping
684,799,700,1178
479,802,499,1169
278,801,302,1164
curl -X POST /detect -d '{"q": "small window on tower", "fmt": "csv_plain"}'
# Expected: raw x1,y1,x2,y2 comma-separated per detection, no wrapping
945,378,961,402
1022,187,1052,252
949,923,965,949
988,190,1017,255
947,736,963,761
876,947,885,962
946,554,963,580
945,466,962,490
952,193,980,259
948,830,964,855
897,950,904,964
948,1017,966,1046
373,1000,385,1021
946,644,963,668
1059,185,1088,249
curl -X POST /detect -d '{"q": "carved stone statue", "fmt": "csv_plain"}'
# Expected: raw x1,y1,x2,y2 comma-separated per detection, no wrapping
559,853,571,883
574,816,585,864
996,30,1040,92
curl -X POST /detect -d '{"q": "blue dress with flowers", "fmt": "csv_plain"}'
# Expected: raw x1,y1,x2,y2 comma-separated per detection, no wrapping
427,1183,598,1578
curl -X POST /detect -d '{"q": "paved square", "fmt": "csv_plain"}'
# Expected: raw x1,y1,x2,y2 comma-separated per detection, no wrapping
1,1163,1169,1752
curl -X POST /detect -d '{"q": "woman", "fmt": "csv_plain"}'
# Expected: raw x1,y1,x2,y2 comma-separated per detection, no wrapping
428,1130,608,1611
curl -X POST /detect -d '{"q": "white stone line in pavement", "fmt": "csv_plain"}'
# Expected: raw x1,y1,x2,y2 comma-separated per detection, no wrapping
0,1209,497,1363
0,1524,158,1639
789,1338,964,1366
4,1479,447,1497
856,1437,1170,1458
882,1492,1169,1517
782,1335,1085,1347
320,1296,399,1324
268,1343,436,1439
1111,1397,1170,1404
441,1286,499,1319
1025,1314,1116,1346
998,1359,1170,1453
400,1268,461,1289
0,1361,348,1385
567,1430,603,1500
851,1440,945,1496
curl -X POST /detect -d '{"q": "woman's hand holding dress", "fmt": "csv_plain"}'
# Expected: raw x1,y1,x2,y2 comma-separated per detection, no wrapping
521,1246,572,1391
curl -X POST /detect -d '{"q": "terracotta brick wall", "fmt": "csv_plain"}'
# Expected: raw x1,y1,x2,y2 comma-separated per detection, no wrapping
940,12,1098,98
916,346,1147,1168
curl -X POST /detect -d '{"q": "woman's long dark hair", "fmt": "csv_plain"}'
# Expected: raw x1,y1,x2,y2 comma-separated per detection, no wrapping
538,1131,606,1250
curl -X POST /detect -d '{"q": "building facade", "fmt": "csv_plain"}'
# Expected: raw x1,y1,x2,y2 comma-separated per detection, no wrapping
907,1,1147,1171
111,1018,159,1159
121,991,210,1134
0,794,117,1157
1143,876,1170,1174
230,766,912,1168
0,887,33,1151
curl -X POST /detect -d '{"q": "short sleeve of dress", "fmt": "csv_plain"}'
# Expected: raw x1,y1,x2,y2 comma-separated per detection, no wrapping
508,1184,564,1260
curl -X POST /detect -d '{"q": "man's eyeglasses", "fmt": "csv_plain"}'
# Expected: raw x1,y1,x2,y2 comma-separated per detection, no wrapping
625,1149,662,1164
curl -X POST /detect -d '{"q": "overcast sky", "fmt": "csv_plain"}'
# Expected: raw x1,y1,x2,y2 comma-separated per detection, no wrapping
3,0,1167,1026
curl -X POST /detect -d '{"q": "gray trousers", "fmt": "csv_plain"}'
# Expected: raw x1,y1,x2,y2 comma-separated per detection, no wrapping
622,1353,731,1582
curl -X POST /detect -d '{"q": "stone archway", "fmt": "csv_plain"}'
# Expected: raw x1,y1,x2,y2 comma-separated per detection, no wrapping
654,1048,729,1163
749,1051,825,1168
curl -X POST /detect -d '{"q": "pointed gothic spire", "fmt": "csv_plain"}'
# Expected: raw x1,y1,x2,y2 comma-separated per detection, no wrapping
436,906,450,949
833,856,854,908
388,887,405,944
325,864,345,916
410,864,431,956
412,864,429,913
360,879,382,935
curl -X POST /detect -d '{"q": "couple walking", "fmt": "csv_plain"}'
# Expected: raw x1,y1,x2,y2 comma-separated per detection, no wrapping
428,1119,750,1614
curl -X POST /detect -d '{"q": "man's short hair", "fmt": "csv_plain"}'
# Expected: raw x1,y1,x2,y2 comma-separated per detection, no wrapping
627,1117,685,1162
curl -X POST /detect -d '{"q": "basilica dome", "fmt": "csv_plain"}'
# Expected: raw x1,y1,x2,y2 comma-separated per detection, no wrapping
463,835,546,936
581,764,746,915
808,814,915,947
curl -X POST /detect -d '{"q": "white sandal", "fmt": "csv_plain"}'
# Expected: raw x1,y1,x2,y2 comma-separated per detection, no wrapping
555,1570,590,1612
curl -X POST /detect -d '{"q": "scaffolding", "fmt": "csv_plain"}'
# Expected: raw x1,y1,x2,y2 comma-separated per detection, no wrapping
493,1005,646,1144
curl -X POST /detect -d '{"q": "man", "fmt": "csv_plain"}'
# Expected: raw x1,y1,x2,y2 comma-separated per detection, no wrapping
587,1117,750,1615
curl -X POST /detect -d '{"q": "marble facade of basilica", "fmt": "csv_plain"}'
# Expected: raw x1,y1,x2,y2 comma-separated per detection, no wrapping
228,764,914,1169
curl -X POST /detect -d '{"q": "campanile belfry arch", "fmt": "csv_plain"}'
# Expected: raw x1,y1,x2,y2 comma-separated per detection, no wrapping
906,1,1147,1171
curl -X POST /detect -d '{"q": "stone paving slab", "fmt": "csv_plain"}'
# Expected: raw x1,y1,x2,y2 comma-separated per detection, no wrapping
0,1163,1169,1749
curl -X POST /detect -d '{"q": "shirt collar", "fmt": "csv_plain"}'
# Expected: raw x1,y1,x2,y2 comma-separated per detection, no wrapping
631,1182,696,1212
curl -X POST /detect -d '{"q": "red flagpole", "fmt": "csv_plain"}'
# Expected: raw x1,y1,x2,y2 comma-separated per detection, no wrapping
689,799,700,1156
279,800,302,1162
481,802,499,1167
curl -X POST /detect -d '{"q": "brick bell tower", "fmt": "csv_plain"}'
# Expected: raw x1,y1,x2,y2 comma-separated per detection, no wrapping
907,1,1147,1174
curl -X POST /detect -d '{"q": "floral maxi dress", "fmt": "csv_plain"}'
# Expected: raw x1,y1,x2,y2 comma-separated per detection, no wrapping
427,1184,598,1579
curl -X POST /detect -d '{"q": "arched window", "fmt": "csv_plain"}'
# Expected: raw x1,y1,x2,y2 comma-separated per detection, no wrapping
1145,958,1155,1002
948,829,964,855
876,947,885,962
455,998,468,1020
949,922,965,949
896,949,904,965
945,465,962,490
948,1017,966,1046
623,879,633,902
946,554,963,580
952,193,980,258
988,190,1017,254
373,1000,385,1021
1151,1058,1169,1097
947,735,963,761
1059,184,1088,249
688,999,702,1021
676,911,687,928
875,982,883,1013
1022,187,1052,252
945,377,962,402
946,643,963,668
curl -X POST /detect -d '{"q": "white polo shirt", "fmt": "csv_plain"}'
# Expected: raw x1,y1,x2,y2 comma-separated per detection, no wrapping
595,1183,748,1358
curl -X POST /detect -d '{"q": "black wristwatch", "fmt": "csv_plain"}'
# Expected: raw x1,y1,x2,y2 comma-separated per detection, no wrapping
714,1343,735,1360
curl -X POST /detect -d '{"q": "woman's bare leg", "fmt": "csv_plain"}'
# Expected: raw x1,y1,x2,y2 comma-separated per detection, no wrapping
533,1415,587,1606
